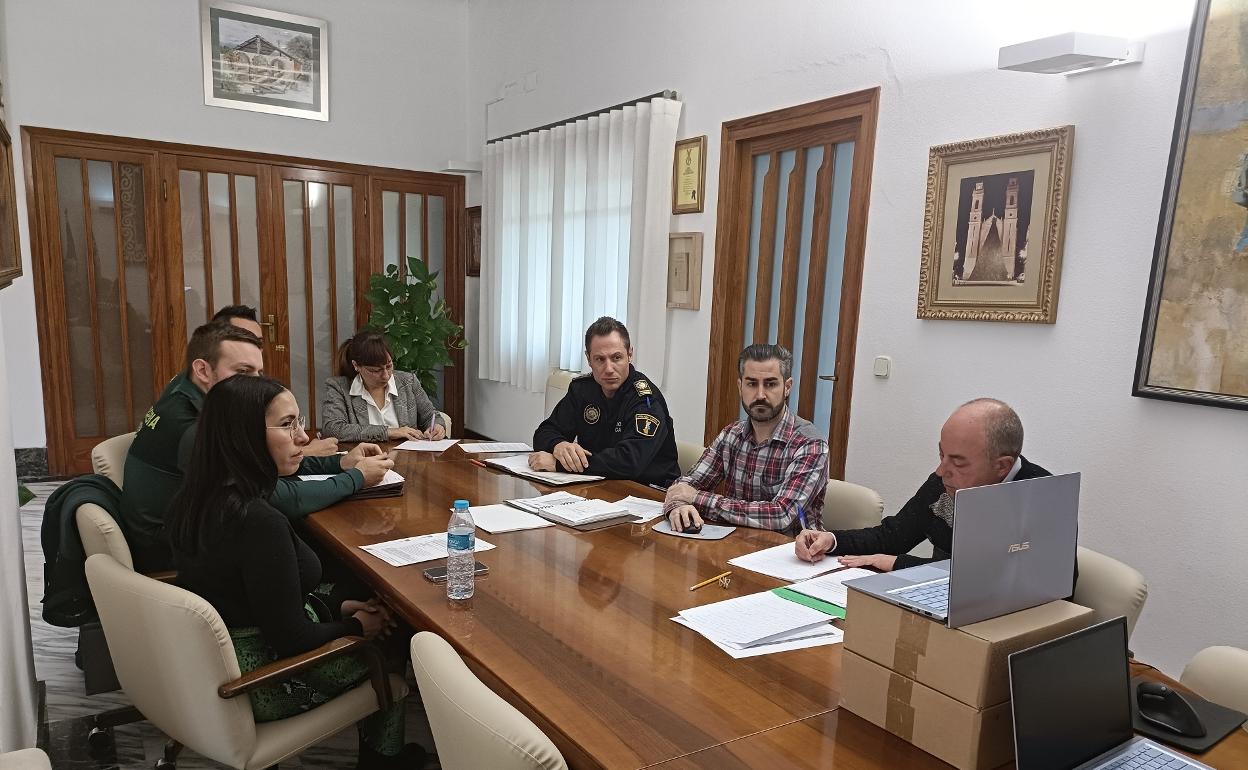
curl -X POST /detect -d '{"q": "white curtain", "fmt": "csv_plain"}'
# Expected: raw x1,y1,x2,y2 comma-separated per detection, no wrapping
480,97,682,391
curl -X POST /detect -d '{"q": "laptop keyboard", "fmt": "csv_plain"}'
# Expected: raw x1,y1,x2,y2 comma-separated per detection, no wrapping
891,580,949,613
1098,743,1194,769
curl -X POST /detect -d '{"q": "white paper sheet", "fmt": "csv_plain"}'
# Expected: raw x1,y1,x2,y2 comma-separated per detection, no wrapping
467,504,555,534
785,568,877,608
677,591,832,647
298,469,404,488
393,439,461,452
727,543,844,582
613,495,665,523
482,453,604,485
460,442,533,453
671,616,843,659
359,532,495,567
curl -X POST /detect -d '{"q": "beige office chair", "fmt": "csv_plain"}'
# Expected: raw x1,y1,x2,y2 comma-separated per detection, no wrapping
411,632,567,770
438,411,453,437
821,479,885,530
675,440,705,475
90,431,136,486
1181,646,1248,716
0,749,52,770
85,553,406,770
544,369,580,416
1071,546,1148,640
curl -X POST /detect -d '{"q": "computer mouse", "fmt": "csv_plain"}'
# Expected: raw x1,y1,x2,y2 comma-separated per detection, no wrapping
1136,681,1207,738
682,522,703,534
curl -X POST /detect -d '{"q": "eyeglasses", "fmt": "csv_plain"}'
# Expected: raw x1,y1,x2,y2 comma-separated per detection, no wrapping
267,415,307,439
360,363,395,376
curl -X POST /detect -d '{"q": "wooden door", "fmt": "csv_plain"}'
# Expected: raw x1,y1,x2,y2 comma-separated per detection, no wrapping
705,90,879,479
28,139,166,473
369,175,465,433
272,166,368,429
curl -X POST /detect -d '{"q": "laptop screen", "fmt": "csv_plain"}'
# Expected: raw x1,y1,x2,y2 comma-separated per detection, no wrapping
1009,617,1134,770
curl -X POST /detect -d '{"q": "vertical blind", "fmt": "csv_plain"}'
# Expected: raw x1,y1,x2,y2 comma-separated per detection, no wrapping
479,97,682,391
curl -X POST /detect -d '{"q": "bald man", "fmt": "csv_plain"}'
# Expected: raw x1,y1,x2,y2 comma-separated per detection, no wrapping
795,398,1051,572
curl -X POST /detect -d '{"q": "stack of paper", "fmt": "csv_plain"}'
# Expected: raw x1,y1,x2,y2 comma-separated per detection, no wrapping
785,567,877,608
727,542,844,582
672,591,843,658
467,503,555,534
360,532,496,567
393,438,460,452
460,442,533,453
298,469,405,499
482,453,604,486
507,491,629,527
613,495,665,523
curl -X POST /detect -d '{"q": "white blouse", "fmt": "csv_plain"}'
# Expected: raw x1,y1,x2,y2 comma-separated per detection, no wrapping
348,374,399,428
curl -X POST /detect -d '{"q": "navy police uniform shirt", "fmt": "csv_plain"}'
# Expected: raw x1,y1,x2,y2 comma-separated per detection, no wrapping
533,365,680,486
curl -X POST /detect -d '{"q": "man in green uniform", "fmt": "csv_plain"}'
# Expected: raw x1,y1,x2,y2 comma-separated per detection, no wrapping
119,321,391,571
530,317,680,486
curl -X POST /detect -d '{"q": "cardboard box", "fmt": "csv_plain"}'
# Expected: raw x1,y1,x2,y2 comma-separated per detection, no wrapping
841,649,1015,770
844,590,1093,709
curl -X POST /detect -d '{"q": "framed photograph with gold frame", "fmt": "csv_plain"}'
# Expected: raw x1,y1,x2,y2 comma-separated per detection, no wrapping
672,135,706,214
465,205,481,277
917,125,1073,323
667,232,703,310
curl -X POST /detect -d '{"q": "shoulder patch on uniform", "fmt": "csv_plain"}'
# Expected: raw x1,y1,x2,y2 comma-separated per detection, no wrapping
583,404,601,424
633,379,653,398
634,413,660,437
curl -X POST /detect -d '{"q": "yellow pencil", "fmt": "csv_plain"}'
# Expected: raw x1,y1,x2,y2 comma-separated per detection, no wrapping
688,571,732,591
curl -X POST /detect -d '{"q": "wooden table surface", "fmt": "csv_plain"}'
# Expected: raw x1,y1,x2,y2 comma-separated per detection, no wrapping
304,444,1248,769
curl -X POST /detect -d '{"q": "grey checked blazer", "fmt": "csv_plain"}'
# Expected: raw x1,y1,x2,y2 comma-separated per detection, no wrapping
320,370,448,443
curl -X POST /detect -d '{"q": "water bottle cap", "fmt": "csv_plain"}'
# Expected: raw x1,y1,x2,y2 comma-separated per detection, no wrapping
453,499,470,509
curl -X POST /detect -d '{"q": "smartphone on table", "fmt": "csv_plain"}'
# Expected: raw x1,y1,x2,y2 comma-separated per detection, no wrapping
422,561,490,583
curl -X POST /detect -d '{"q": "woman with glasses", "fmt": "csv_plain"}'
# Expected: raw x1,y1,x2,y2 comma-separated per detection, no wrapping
320,330,448,443
168,374,425,768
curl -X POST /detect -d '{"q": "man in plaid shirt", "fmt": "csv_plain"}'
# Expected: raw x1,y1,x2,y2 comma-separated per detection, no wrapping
664,344,828,535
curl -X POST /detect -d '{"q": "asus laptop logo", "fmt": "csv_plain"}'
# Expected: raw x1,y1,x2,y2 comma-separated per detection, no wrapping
1007,541,1031,553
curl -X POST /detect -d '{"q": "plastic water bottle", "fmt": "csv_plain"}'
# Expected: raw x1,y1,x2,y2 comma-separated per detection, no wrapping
447,499,475,600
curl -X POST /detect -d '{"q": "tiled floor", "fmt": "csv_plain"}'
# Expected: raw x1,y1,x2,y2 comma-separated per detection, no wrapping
21,482,438,769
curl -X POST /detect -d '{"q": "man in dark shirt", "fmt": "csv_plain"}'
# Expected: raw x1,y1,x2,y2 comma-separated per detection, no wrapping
795,398,1050,571
529,316,680,486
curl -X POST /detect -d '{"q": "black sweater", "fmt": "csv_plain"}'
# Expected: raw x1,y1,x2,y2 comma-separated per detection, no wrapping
174,499,362,657
831,457,1051,571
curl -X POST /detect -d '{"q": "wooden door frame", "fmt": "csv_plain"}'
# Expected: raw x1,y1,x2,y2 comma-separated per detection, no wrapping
703,88,879,480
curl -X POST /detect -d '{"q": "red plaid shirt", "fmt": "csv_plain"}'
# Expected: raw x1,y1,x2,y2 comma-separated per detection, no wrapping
666,407,828,534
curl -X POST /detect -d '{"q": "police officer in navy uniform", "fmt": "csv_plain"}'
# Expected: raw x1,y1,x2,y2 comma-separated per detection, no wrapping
530,317,680,486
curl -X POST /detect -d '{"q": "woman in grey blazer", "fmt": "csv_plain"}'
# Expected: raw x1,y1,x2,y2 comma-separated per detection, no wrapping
320,330,449,443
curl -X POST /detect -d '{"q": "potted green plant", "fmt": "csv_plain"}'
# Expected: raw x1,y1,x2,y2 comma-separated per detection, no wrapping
364,256,466,400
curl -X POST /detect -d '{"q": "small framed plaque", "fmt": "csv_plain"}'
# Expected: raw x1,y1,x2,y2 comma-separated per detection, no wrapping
667,232,703,310
466,205,481,277
672,135,706,214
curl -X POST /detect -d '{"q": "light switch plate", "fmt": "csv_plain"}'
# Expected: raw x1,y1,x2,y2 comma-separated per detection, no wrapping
872,355,891,378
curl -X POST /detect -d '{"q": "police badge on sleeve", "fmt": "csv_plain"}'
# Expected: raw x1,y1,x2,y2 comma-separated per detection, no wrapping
634,413,660,437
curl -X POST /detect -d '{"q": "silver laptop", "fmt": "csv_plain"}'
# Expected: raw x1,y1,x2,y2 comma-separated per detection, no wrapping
1009,617,1211,770
844,472,1079,628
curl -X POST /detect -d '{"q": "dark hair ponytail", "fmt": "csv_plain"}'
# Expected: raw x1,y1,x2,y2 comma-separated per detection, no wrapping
167,374,287,555
335,330,393,378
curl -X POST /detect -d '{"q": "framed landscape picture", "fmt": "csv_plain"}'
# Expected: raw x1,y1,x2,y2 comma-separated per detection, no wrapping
917,126,1074,323
1135,0,1248,410
200,1,328,121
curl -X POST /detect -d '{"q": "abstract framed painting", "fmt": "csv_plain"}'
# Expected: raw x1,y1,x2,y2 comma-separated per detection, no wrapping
917,126,1074,323
201,1,328,121
1135,0,1248,410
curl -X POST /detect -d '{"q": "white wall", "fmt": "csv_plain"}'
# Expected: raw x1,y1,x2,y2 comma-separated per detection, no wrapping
465,0,1248,674
0,0,41,748
0,0,469,447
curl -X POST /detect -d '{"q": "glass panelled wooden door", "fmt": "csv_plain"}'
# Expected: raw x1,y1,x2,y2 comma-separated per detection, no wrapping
273,167,367,428
29,142,167,472
706,91,879,480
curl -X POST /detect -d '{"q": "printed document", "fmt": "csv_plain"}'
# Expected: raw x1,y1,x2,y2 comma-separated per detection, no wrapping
483,453,604,485
360,533,495,567
786,567,876,608
613,495,665,523
727,543,843,582
676,591,831,647
467,503,554,534
671,616,843,659
393,439,460,452
460,442,533,453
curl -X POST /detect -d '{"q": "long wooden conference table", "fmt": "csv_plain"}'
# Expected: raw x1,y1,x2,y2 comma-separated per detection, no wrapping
304,443,1248,770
